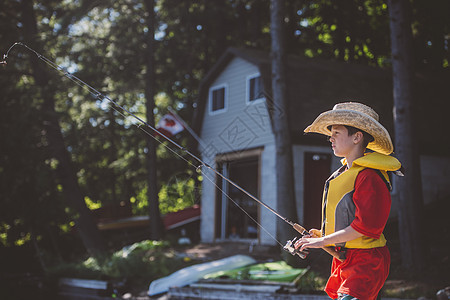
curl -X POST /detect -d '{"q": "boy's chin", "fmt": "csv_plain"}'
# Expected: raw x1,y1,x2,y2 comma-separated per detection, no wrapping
332,150,344,157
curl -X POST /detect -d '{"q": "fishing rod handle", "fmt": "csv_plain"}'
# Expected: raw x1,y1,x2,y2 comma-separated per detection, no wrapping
292,223,307,235
291,223,345,262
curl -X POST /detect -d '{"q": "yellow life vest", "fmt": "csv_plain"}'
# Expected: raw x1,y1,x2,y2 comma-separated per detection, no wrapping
322,152,401,249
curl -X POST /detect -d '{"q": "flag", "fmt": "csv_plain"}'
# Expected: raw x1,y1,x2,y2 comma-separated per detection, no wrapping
156,113,184,137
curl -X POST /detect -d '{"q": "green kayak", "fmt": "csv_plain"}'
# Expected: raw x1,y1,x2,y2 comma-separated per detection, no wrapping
203,261,308,282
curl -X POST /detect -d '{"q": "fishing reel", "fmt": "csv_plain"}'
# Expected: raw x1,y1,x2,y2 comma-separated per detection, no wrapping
283,236,309,259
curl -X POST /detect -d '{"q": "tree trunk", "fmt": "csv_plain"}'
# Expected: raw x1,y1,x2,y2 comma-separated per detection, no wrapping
388,0,425,270
143,0,163,240
270,0,299,245
21,0,106,257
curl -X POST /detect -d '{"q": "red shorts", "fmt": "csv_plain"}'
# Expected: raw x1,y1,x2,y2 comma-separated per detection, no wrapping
325,246,390,300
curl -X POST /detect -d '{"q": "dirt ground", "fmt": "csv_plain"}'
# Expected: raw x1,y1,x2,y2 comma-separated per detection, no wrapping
180,241,283,261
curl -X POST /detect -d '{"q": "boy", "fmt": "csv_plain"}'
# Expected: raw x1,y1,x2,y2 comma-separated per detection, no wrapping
295,102,402,300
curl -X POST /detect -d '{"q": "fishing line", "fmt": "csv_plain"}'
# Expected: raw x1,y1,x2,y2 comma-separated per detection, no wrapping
2,42,303,251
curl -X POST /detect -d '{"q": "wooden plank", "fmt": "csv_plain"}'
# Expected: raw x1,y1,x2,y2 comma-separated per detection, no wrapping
97,215,149,231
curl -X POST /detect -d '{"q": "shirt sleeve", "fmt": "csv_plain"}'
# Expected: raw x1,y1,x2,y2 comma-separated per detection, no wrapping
350,169,391,239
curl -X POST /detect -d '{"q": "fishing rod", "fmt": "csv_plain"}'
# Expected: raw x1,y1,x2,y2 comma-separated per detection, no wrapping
2,42,342,261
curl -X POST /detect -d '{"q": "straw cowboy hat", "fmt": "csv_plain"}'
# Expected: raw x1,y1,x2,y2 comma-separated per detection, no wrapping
304,102,394,155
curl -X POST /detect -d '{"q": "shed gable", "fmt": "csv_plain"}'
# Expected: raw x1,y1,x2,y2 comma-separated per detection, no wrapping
200,57,274,159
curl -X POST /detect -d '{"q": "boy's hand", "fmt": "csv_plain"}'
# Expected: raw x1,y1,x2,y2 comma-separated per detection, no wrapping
309,229,322,238
294,236,327,252
294,229,323,251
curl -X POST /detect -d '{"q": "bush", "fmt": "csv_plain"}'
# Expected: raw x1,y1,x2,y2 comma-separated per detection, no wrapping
46,240,195,286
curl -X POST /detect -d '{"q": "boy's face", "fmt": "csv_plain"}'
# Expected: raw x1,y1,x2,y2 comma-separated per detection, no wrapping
329,125,355,158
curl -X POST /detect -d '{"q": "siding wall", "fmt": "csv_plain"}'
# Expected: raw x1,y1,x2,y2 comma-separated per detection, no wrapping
259,143,277,245
200,57,274,161
199,167,216,243
199,57,275,244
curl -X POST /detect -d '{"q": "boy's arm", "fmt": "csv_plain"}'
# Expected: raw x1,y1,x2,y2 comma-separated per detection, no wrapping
295,226,363,252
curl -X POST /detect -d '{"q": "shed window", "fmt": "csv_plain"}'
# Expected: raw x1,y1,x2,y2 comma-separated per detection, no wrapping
209,85,227,114
247,74,264,103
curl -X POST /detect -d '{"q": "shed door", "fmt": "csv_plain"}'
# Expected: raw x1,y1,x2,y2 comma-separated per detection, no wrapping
215,157,259,240
303,152,331,230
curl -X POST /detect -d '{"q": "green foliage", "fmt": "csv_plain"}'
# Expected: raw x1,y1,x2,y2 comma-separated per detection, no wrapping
158,174,200,215
46,240,192,284
129,173,200,215
294,0,392,66
130,187,149,215
294,269,327,293
85,196,102,210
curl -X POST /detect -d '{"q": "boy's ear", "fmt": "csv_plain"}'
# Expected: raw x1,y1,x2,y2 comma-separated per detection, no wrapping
353,131,363,143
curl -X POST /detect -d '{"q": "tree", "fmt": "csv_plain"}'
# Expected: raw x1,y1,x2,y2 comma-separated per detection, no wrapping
411,0,450,70
19,0,106,257
270,0,299,244
289,0,392,66
143,0,163,240
388,0,425,270
156,0,271,108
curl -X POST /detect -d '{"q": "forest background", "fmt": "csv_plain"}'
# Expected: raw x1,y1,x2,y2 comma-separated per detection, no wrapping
0,0,449,298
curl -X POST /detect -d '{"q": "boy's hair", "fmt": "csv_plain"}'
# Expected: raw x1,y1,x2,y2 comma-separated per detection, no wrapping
344,125,374,149
327,125,375,149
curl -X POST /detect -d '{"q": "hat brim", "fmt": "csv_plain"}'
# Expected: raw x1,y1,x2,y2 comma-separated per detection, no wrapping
304,109,393,155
